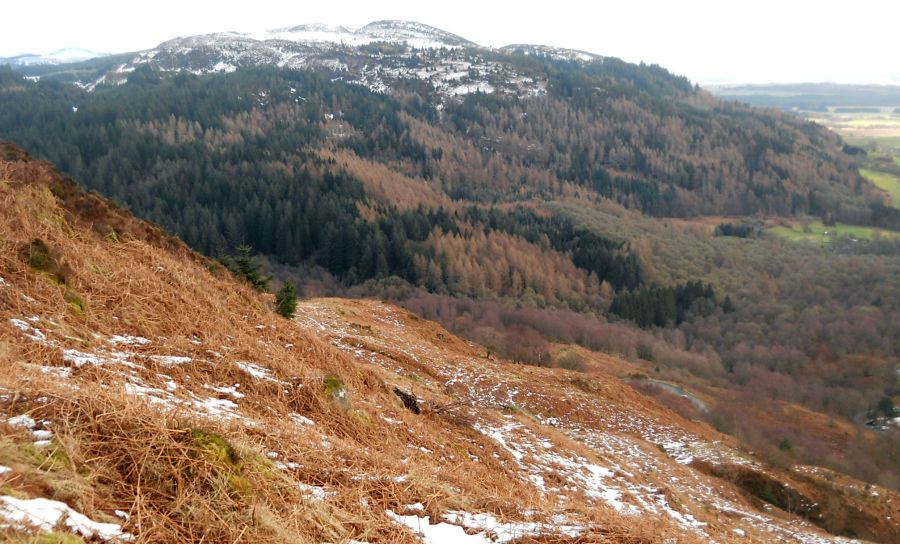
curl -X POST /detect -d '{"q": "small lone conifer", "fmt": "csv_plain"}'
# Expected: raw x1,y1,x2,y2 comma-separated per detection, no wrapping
235,244,271,292
275,281,297,319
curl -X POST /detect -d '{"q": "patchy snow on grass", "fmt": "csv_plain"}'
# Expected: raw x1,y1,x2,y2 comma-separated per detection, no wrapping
124,377,243,422
9,318,48,343
32,429,52,441
29,364,73,379
443,511,583,543
207,385,245,399
6,415,55,446
0,466,11,475
0,495,133,541
191,397,239,419
298,483,335,502
62,348,139,369
235,361,279,381
290,413,315,426
148,355,192,365
661,441,695,465
107,335,151,346
473,419,635,514
274,460,301,471
387,510,492,544
387,508,581,544
7,414,37,429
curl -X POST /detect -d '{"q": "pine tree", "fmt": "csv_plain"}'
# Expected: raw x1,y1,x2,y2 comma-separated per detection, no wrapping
275,282,298,319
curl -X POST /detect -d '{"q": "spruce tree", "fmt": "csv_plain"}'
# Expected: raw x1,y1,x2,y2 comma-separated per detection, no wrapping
235,244,271,292
276,281,298,319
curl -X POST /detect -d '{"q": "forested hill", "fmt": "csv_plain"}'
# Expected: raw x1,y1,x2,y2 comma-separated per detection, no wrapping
0,33,878,225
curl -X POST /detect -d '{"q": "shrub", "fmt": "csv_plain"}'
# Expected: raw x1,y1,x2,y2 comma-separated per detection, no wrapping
556,350,587,372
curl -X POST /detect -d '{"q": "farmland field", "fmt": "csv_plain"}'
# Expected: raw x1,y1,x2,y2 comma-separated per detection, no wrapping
806,112,900,143
861,168,900,208
768,219,900,243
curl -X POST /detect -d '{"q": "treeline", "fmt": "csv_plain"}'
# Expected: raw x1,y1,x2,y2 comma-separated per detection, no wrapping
714,221,760,238
609,280,719,327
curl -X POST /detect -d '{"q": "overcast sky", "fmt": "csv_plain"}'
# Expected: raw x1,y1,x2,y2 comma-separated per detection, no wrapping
3,0,898,84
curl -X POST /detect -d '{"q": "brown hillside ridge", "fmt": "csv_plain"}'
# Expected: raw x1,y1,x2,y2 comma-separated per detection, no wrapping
0,140,896,543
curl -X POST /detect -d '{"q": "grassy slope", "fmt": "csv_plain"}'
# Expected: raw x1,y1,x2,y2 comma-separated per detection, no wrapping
861,168,900,208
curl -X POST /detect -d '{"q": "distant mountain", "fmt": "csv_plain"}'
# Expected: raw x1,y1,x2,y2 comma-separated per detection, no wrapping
0,47,109,66
33,20,560,98
257,20,478,49
708,82,900,110
7,20,603,99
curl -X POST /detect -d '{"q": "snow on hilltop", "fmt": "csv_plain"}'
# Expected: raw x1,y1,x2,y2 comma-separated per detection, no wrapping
257,20,477,49
499,43,602,62
36,20,607,99
72,20,558,99
0,48,109,66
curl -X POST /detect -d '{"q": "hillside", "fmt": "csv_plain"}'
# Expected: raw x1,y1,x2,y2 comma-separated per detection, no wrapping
2,148,897,543
0,21,879,221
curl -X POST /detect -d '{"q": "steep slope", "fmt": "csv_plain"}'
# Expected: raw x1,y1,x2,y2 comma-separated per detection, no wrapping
0,148,896,543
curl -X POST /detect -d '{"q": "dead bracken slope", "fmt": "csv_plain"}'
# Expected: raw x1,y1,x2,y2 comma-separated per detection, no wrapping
0,144,895,543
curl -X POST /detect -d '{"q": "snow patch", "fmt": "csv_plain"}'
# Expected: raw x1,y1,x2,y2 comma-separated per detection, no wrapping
387,510,492,544
0,495,133,541
387,508,582,544
149,355,192,365
9,318,47,343
207,384,245,399
236,361,275,380
290,413,316,426
298,483,335,502
108,335,151,346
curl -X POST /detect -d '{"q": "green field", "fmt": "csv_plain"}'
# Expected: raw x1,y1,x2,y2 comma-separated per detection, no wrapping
769,220,900,243
861,168,900,208
843,134,900,150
